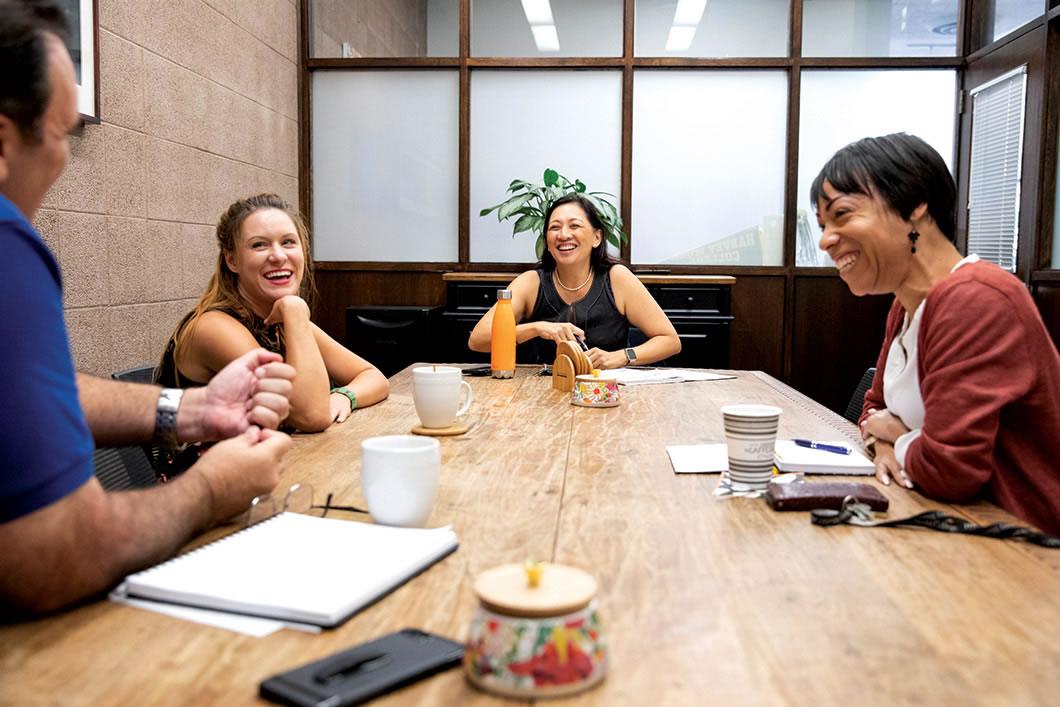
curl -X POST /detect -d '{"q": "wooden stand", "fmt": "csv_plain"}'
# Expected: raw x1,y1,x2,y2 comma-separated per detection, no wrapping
552,341,591,392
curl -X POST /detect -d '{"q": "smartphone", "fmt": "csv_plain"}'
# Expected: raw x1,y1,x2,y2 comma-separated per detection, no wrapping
259,629,464,707
461,364,492,376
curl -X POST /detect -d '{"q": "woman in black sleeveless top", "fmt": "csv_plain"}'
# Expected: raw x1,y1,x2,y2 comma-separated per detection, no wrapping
468,193,680,369
157,194,389,433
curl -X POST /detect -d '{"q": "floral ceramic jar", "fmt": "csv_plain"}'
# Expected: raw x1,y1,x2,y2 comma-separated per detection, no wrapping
571,373,619,407
464,563,607,698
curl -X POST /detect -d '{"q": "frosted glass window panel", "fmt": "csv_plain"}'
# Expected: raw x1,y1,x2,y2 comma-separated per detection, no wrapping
634,0,789,58
803,0,959,57
311,0,457,57
471,0,622,57
470,71,622,263
797,70,956,267
631,71,788,266
991,0,1044,43
312,72,459,262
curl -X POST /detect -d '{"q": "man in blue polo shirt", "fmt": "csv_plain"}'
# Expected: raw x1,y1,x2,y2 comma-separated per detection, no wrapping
0,0,296,615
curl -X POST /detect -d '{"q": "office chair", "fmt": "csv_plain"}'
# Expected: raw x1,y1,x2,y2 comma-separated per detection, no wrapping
92,445,158,491
111,365,157,384
109,364,163,475
843,367,877,425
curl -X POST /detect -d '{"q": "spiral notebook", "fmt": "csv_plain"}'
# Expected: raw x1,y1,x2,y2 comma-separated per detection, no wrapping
114,513,458,628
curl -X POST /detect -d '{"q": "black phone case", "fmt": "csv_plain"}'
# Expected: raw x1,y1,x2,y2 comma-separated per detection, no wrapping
259,629,464,707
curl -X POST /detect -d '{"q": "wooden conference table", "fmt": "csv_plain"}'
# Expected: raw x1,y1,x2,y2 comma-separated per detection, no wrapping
3,367,1059,706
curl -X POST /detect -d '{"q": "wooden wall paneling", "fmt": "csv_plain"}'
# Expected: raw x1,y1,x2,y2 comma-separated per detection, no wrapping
1037,16,1059,269
1033,282,1060,350
313,271,447,343
729,276,785,378
789,276,893,415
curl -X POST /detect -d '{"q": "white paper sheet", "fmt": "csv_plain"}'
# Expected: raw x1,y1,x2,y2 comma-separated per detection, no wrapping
612,369,736,386
109,591,311,637
666,443,730,473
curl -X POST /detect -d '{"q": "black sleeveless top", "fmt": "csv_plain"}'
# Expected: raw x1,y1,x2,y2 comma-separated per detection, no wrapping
155,307,284,388
152,306,285,478
524,267,629,363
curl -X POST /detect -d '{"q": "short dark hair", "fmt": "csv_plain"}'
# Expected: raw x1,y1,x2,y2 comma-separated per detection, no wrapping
810,133,957,243
0,0,70,141
540,192,620,272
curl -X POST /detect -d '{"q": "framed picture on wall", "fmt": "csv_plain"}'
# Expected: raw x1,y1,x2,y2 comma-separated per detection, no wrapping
56,0,99,121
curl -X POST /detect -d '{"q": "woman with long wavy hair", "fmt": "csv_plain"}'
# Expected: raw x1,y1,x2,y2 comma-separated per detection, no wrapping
158,193,389,434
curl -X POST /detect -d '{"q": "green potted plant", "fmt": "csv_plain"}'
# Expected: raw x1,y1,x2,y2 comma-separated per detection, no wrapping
479,168,626,259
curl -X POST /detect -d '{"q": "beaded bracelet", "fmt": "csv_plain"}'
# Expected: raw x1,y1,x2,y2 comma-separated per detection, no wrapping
330,386,357,412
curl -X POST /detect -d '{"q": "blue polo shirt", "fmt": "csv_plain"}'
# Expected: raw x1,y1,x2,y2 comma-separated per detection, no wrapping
0,193,93,522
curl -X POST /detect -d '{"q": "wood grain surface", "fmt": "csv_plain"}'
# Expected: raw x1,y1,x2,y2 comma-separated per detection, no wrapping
2,367,1058,706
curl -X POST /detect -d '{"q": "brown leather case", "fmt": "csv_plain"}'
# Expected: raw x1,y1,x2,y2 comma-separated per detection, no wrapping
764,480,889,511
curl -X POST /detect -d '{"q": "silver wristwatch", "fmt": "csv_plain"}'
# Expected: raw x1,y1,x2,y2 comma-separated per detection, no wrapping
624,347,637,365
154,388,183,447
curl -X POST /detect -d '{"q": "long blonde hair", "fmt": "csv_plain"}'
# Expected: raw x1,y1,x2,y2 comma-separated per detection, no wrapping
160,193,315,378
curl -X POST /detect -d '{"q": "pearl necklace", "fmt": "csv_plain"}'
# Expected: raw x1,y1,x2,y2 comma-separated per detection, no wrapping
554,269,593,292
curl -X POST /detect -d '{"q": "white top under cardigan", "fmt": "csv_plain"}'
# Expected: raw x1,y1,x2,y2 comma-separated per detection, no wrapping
882,254,980,469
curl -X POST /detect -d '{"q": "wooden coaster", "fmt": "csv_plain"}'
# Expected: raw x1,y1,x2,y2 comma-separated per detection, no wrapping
411,423,468,436
552,354,575,391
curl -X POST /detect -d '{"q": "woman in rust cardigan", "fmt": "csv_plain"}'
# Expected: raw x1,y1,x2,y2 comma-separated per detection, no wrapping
811,133,1060,534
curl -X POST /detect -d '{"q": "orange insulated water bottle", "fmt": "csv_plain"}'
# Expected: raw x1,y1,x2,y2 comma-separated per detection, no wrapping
491,289,516,379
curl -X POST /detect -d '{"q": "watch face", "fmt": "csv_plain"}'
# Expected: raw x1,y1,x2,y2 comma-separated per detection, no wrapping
625,348,636,363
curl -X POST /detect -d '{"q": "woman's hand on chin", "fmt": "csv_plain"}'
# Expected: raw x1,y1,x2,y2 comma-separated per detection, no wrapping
535,321,585,343
264,295,310,326
586,348,626,370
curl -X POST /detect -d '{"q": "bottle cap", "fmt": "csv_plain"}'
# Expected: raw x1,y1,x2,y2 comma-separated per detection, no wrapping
497,289,512,300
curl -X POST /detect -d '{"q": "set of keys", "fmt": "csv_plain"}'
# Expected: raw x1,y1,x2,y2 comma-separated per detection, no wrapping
810,496,878,527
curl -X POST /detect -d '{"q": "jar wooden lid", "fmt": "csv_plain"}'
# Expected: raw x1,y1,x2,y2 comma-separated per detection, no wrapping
474,564,597,619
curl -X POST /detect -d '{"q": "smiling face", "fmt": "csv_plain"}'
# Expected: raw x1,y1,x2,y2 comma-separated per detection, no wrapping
816,180,925,297
224,207,306,315
546,202,602,268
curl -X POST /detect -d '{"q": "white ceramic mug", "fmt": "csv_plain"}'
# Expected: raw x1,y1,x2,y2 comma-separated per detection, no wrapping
413,366,473,428
360,435,441,527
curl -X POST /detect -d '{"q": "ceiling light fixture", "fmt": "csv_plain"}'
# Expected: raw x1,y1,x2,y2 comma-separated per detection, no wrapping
521,0,554,26
666,0,708,52
531,24,560,52
673,0,708,26
522,0,559,52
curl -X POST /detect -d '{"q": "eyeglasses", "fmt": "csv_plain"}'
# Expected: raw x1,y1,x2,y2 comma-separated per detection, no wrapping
244,483,368,528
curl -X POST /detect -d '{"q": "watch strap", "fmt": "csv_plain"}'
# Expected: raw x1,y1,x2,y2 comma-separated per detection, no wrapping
330,386,357,412
154,388,183,448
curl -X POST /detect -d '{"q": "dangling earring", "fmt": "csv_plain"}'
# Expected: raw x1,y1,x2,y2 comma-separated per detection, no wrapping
908,228,920,254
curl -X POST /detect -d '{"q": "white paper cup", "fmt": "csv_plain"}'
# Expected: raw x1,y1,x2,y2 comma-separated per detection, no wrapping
721,405,781,491
413,366,473,428
361,435,440,527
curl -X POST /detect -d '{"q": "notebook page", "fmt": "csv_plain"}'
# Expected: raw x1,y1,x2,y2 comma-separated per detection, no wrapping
121,513,458,626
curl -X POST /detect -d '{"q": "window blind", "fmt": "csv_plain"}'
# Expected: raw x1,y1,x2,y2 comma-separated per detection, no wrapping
967,66,1027,272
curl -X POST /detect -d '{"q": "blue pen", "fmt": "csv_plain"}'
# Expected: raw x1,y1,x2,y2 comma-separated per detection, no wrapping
793,439,851,455
574,335,589,352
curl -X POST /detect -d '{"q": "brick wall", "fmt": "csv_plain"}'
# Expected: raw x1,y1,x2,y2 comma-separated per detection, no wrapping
34,0,299,376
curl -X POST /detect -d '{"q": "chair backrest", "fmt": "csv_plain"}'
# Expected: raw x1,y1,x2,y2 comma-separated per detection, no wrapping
843,367,877,424
92,445,158,491
112,365,157,384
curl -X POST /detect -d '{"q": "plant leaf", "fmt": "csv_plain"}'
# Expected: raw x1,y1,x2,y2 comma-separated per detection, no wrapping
574,180,586,193
512,213,536,234
606,232,620,248
497,193,533,221
479,206,498,217
543,168,559,187
535,235,546,260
